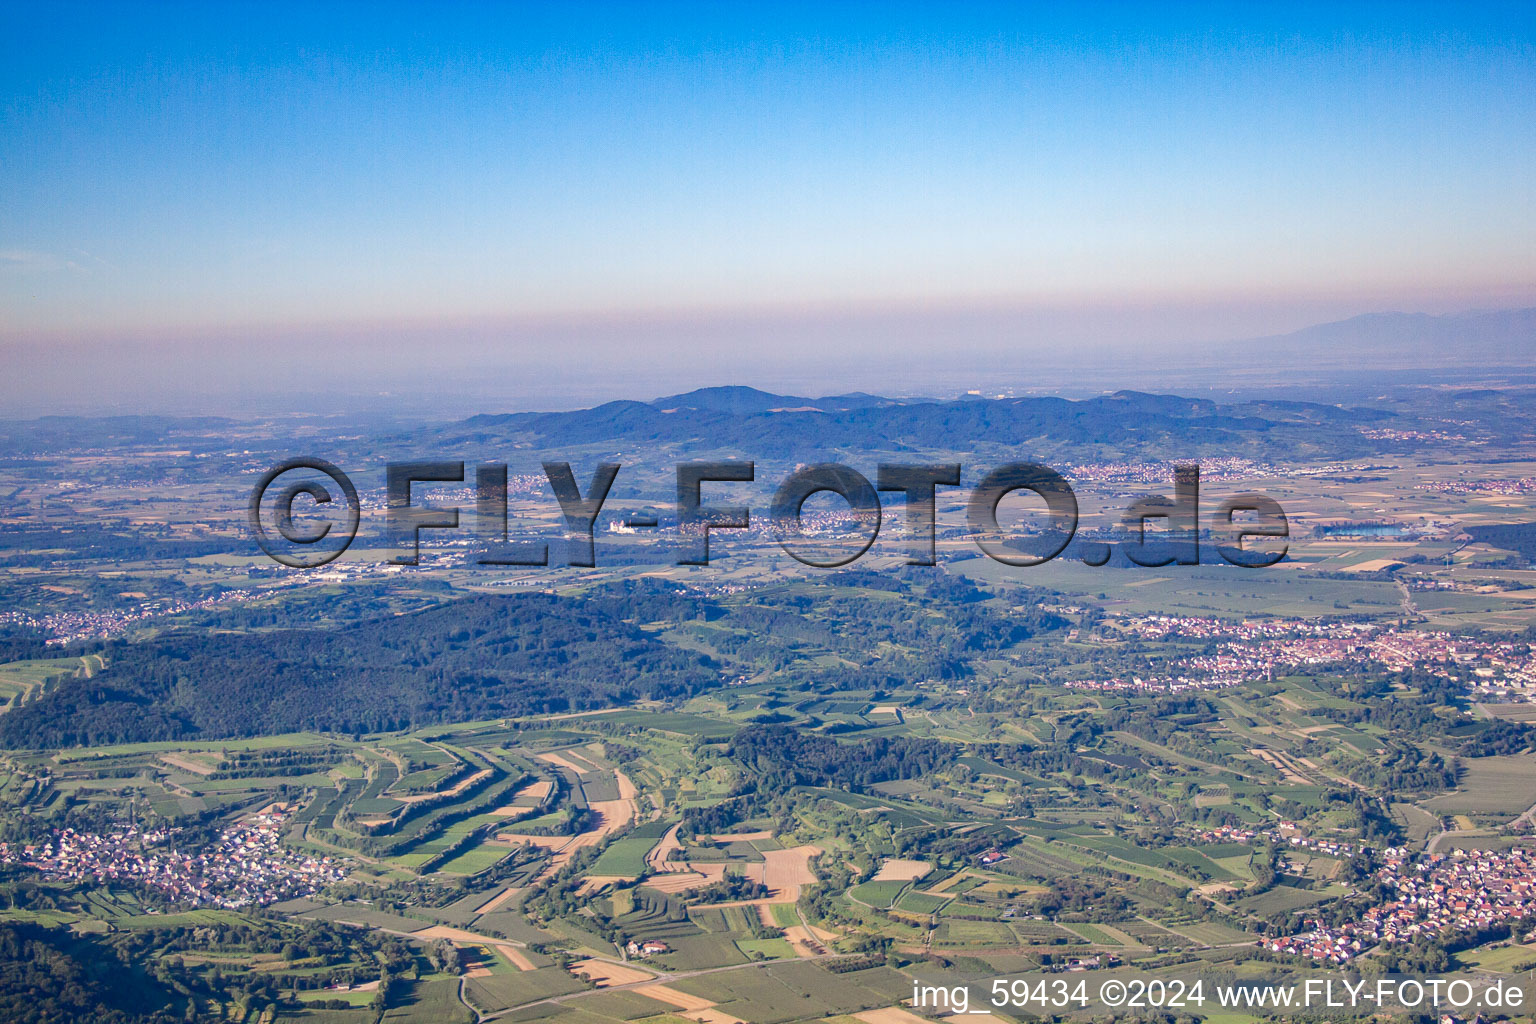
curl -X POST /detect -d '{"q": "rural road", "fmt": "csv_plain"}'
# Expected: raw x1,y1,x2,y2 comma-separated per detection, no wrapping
1424,789,1536,854
1512,799,1536,831
458,974,482,1022
1427,826,1473,855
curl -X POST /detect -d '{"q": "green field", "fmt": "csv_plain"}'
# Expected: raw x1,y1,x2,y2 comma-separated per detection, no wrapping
590,836,654,876
436,838,514,876
736,937,796,959
1422,754,1536,815
848,880,907,908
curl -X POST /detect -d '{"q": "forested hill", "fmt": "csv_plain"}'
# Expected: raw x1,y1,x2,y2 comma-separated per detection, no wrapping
445,386,1398,459
727,724,956,789
0,585,724,747
0,573,1062,749
0,921,185,1023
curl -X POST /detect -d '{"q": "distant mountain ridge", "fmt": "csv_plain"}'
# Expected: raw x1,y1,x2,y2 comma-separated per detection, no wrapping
450,386,1399,460
646,386,901,415
2,309,1532,460
1235,308,1536,369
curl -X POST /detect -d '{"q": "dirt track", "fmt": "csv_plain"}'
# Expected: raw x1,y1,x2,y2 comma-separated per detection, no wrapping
410,924,536,972
645,823,685,872
870,858,930,882
392,768,492,804
496,769,639,881
536,751,590,775
569,958,653,986
746,845,820,902
472,885,522,916
644,863,726,893
634,983,746,1024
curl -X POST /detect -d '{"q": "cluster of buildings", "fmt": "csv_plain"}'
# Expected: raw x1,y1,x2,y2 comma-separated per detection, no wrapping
1072,615,1536,697
1047,953,1121,972
1361,848,1536,944
1265,921,1369,963
1358,426,1475,443
345,474,545,513
625,939,671,957
1061,458,1394,487
1195,823,1356,859
1064,458,1283,486
1406,577,1464,591
1241,628,1534,696
0,807,349,908
1060,457,1401,487
668,507,880,539
1063,672,1251,695
1111,614,1371,642
1418,476,1536,496
1268,847,1536,963
1,589,259,647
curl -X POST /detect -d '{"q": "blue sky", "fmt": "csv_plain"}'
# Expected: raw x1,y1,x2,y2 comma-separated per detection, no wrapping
2,3,1533,360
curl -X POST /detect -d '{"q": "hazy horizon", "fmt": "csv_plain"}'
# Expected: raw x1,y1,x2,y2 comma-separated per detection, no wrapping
3,4,1534,416
4,302,1536,421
